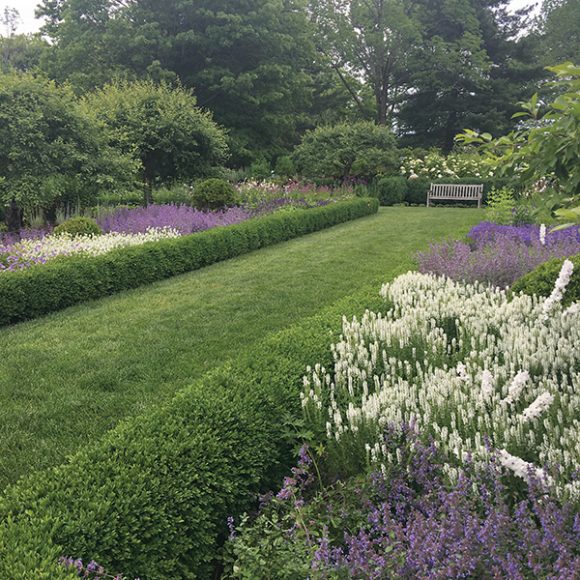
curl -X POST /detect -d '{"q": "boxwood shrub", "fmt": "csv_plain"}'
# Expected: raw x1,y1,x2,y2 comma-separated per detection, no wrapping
511,252,580,306
0,282,388,579
0,198,378,327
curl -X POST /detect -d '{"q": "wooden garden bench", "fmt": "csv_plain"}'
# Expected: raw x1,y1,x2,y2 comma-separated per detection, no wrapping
426,183,483,208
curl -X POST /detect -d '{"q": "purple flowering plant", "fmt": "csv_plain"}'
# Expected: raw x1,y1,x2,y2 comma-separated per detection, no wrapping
224,430,580,579
418,222,580,287
58,556,139,580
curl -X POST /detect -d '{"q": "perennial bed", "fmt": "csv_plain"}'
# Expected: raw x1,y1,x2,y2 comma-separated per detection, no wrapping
0,198,377,327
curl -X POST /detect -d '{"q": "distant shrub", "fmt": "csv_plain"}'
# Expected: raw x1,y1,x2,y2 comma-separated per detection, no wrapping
293,122,398,183
192,179,237,210
274,156,295,179
53,217,102,237
487,187,516,225
374,176,407,206
152,184,194,206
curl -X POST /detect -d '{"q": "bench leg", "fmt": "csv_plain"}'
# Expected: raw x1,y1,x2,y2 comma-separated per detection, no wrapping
478,197,481,209
426,197,430,207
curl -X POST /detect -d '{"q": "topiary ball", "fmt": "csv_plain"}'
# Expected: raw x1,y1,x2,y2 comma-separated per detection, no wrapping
53,217,102,237
192,179,236,211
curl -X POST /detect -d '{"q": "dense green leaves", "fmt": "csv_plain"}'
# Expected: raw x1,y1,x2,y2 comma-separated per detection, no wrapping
293,122,398,182
0,71,135,224
37,0,318,164
82,80,229,196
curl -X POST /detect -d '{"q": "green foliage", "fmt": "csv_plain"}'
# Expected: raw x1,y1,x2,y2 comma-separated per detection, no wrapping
152,185,194,206
374,176,407,206
538,0,580,65
274,156,295,180
511,253,580,306
310,0,420,125
487,188,516,225
0,271,386,578
192,179,237,211
293,122,398,182
0,33,48,73
82,81,229,192
248,159,272,182
53,217,102,237
0,199,378,327
398,0,542,150
95,191,143,207
458,62,580,226
0,71,136,216
37,0,317,166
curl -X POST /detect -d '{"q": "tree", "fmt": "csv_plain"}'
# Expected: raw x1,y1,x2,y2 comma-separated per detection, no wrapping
538,0,580,64
457,63,580,223
0,71,136,230
398,0,542,151
293,121,398,182
37,0,318,165
1,34,48,73
82,80,229,201
309,0,420,125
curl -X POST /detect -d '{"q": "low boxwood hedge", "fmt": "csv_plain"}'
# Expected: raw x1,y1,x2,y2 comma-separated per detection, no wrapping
0,281,390,578
0,198,378,327
511,252,580,306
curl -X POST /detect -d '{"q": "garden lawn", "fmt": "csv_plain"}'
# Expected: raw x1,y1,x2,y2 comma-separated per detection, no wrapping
0,207,482,489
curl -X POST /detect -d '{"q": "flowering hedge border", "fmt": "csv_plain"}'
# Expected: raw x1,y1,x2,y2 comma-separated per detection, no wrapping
0,198,378,327
511,252,580,305
0,280,391,578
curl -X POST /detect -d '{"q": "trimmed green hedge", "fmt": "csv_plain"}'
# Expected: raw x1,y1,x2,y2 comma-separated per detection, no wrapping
0,281,390,578
511,252,580,306
0,198,378,327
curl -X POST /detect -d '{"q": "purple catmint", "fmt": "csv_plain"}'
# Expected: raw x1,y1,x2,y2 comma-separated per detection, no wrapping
418,222,580,287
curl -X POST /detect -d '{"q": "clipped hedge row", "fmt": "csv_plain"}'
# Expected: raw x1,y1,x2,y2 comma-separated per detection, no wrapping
372,177,514,206
511,252,580,306
0,281,390,578
0,198,378,327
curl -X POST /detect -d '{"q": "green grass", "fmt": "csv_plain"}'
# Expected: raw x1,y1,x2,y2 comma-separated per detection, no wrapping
0,207,482,489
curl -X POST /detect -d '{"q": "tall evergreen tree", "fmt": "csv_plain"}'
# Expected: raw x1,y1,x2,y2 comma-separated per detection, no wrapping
398,0,542,150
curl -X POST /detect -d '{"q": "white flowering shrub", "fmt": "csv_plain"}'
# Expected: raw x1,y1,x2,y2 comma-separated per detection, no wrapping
302,262,579,499
400,150,495,179
0,227,181,271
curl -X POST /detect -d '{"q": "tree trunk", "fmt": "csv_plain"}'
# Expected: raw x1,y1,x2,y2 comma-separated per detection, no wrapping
5,199,22,232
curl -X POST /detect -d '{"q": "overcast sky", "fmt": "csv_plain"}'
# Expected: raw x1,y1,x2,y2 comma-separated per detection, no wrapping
2,0,541,36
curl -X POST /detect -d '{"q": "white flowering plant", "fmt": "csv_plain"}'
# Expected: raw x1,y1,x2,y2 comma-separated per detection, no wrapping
0,227,181,272
400,150,496,180
302,262,579,500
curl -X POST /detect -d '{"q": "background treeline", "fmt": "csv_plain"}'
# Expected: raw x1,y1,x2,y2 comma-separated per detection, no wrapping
0,0,578,221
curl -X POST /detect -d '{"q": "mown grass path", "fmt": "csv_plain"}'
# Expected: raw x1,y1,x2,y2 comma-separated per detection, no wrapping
0,207,482,488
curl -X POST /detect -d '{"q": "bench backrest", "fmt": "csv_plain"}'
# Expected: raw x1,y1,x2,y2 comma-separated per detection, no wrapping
428,183,483,199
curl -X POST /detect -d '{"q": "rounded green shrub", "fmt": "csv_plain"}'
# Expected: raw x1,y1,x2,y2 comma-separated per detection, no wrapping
274,156,295,179
511,253,580,306
53,217,102,237
405,178,430,205
192,179,237,210
374,176,408,206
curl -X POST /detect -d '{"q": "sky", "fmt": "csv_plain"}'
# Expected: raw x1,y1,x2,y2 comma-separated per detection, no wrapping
1,0,542,36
